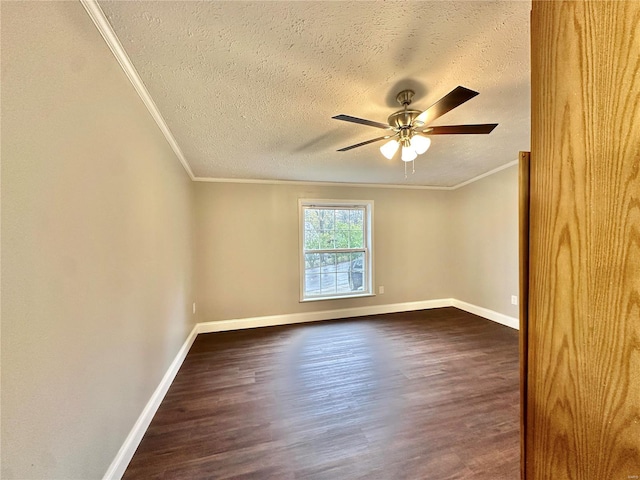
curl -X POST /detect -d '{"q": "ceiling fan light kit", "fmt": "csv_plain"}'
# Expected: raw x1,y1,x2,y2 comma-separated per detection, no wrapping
409,134,431,155
380,139,400,160
332,86,498,176
401,145,418,162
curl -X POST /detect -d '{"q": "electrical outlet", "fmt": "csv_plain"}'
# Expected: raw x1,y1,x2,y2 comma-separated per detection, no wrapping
511,295,518,306
379,286,385,294
192,302,196,314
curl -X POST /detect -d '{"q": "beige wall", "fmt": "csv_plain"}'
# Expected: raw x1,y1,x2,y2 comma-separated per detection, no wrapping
448,165,520,318
194,167,519,324
194,182,454,321
1,3,194,479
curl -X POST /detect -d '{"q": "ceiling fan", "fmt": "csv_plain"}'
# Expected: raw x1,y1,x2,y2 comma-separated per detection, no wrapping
332,86,497,168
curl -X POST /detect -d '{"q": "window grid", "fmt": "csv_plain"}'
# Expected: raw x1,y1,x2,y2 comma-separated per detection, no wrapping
300,203,371,300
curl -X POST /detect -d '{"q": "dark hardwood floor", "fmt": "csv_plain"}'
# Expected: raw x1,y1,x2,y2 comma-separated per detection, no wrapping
123,307,520,479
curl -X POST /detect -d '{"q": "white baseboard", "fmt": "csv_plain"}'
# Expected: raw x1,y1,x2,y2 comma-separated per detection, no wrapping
197,298,453,333
105,298,517,479
198,298,519,333
452,299,519,330
102,324,199,480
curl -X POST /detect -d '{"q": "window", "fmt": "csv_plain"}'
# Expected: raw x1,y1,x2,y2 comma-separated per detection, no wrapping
299,199,373,301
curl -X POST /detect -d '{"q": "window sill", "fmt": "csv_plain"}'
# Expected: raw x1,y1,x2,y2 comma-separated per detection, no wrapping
300,292,376,303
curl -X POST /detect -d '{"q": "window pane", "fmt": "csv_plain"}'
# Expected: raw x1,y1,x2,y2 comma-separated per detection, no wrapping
336,255,352,294
320,272,337,295
304,254,321,296
348,252,365,291
336,252,350,265
304,207,366,252
349,230,364,248
317,209,334,230
305,273,321,296
318,231,335,249
350,209,363,228
304,209,319,228
336,270,351,294
321,253,336,272
304,229,319,250
336,210,351,229
305,253,320,270
350,251,364,269
334,229,349,249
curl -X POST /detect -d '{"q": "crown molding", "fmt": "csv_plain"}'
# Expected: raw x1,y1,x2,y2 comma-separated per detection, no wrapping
80,0,195,180
192,159,519,190
450,159,519,189
193,176,454,190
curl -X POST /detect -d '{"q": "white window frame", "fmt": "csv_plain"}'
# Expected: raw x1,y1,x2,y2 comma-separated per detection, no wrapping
299,199,374,302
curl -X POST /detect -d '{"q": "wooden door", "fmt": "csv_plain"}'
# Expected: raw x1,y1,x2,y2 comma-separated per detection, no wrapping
527,1,640,478
519,151,530,480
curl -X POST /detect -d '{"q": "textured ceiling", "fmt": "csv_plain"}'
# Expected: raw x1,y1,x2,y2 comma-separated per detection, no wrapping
100,1,530,187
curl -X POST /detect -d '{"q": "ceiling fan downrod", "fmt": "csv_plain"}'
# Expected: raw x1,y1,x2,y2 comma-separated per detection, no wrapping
388,90,422,130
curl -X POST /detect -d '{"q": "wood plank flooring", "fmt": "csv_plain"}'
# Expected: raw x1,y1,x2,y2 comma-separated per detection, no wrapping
123,307,520,479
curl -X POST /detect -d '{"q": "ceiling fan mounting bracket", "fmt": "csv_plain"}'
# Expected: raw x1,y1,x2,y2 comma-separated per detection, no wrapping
396,89,415,106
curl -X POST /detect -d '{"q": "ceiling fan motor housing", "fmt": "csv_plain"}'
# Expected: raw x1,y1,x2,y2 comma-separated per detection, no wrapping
388,109,421,129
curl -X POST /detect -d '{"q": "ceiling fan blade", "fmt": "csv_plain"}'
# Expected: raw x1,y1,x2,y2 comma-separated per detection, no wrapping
414,86,479,126
332,114,391,130
421,124,498,135
337,135,394,152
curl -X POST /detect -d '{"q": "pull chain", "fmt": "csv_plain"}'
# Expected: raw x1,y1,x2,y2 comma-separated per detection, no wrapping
404,160,416,179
